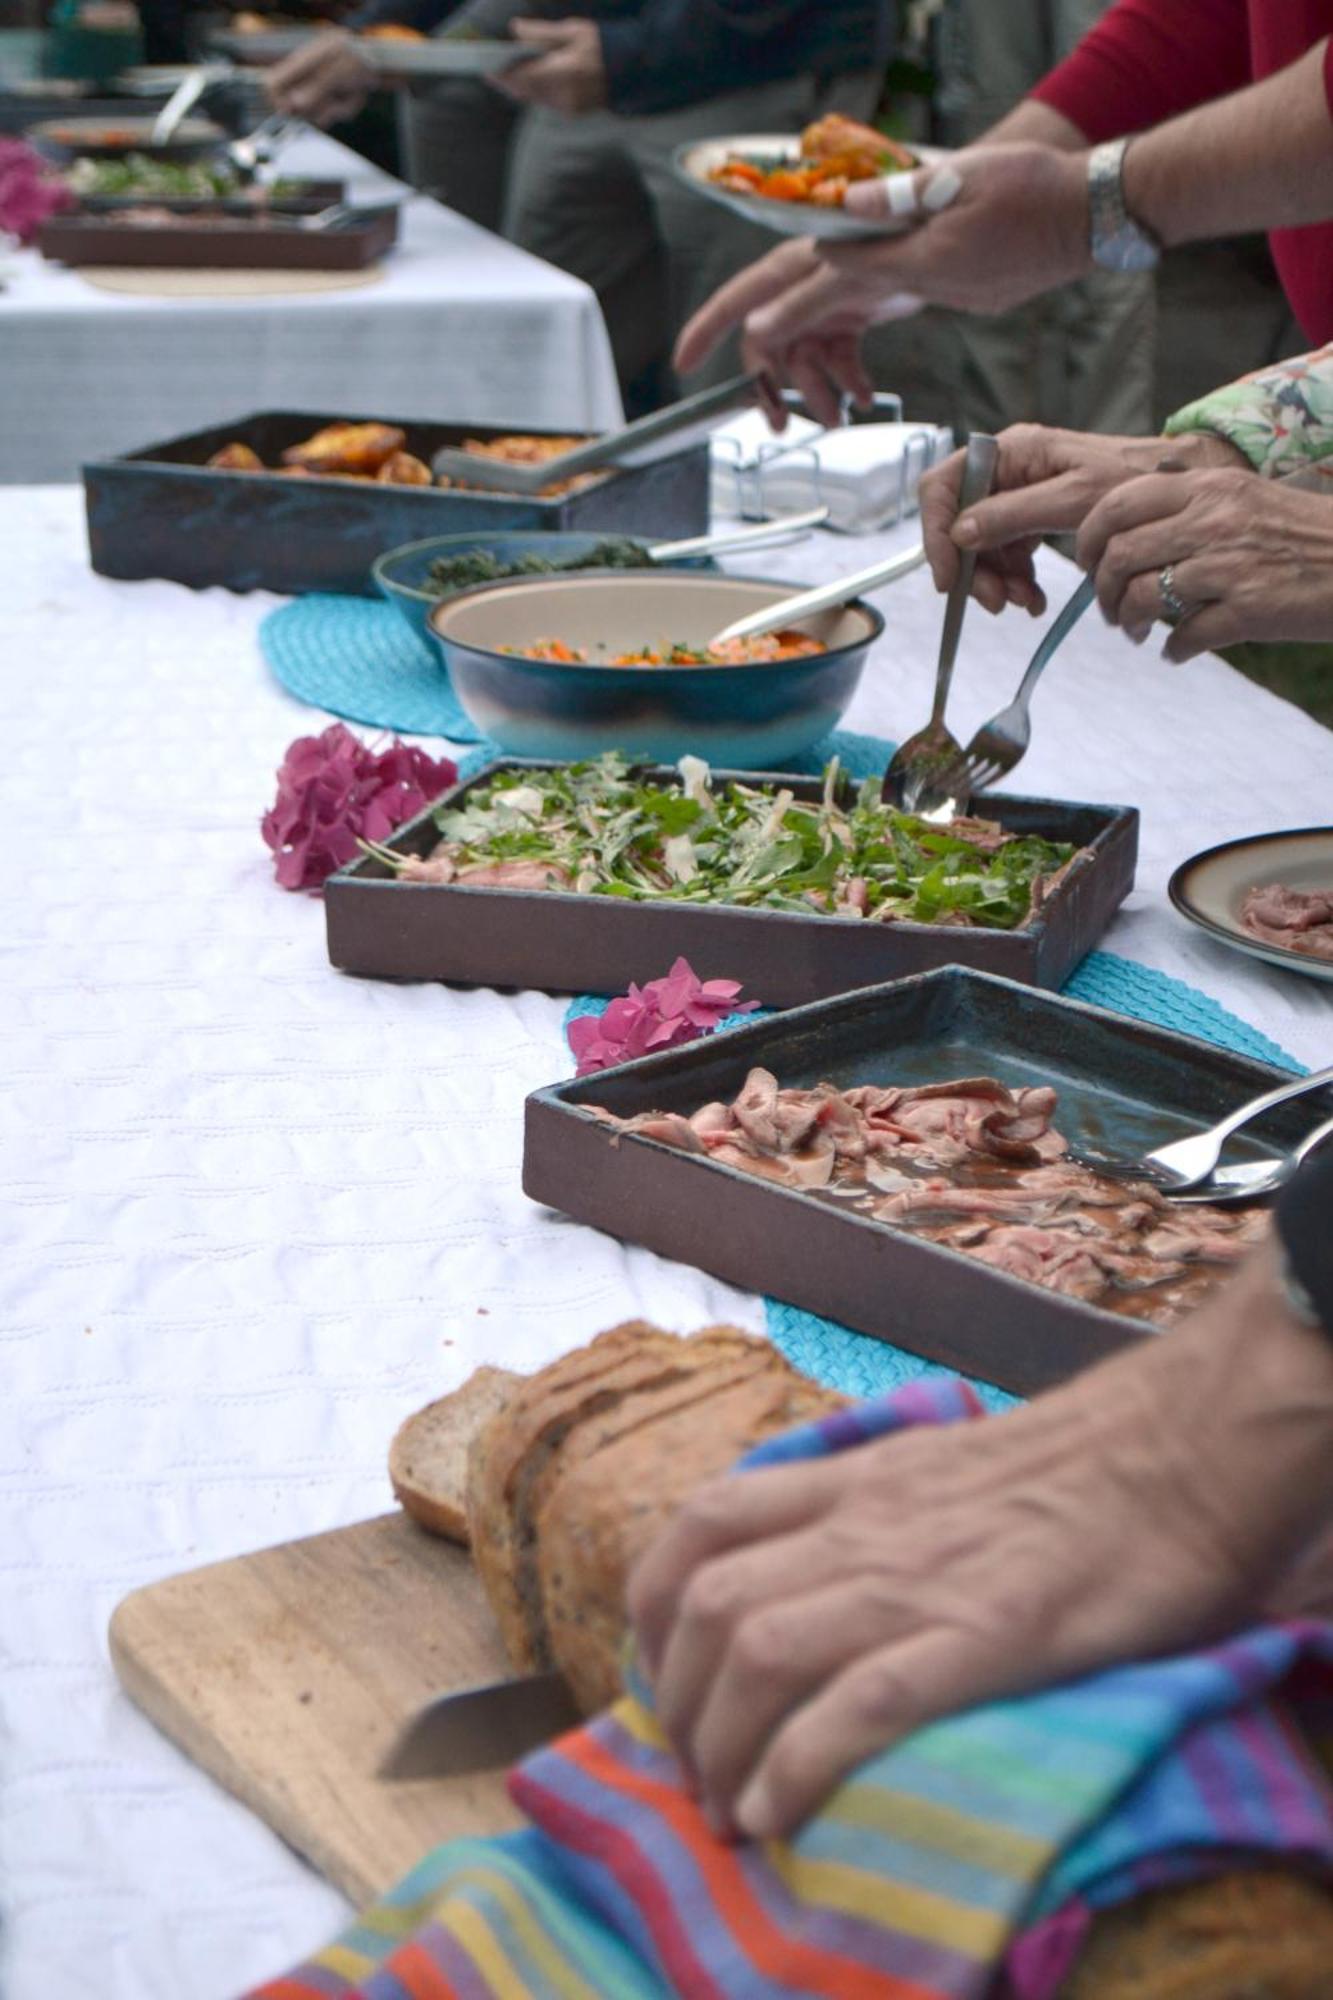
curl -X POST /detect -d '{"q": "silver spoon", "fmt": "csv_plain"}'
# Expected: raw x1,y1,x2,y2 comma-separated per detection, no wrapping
1071,1061,1333,1191
705,542,926,649
883,431,999,817
1166,1111,1333,1206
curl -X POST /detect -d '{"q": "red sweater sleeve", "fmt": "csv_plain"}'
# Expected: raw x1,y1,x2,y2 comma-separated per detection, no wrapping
1031,0,1253,141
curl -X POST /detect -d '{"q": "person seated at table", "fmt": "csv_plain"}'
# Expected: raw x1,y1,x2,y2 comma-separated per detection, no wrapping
671,0,1333,428
629,1146,1333,1842
917,342,1333,664
268,0,894,406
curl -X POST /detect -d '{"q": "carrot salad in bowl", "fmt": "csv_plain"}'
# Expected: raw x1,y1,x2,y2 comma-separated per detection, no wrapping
708,115,917,208
500,630,827,666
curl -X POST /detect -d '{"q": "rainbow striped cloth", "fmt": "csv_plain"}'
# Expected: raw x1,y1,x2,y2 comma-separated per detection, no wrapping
250,1381,1333,2000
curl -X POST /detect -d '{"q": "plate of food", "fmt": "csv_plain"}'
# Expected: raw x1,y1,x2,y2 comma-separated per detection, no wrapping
674,115,933,241
1169,827,1333,984
523,966,1303,1394
358,26,540,77
326,755,1137,999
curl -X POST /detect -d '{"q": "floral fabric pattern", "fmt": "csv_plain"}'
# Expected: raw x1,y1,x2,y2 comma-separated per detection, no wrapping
1165,342,1333,476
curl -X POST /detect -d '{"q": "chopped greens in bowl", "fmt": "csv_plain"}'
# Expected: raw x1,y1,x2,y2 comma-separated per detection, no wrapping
367,754,1080,927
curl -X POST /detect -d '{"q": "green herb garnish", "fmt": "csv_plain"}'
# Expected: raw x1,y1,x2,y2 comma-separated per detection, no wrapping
374,754,1078,927
424,538,654,595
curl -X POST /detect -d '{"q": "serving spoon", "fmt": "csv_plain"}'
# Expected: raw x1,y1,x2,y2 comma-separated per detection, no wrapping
705,541,927,648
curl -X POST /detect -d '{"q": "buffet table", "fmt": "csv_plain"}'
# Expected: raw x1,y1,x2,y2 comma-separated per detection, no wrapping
0,134,623,485
3,482,1330,2000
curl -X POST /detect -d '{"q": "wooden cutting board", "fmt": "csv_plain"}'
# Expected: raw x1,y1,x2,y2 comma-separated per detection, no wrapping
109,1511,525,1906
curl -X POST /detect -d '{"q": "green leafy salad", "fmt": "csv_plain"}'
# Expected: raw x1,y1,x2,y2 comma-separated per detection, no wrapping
424,538,655,595
379,754,1079,926
64,154,301,199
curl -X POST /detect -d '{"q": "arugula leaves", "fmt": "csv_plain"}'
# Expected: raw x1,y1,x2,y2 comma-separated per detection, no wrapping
424,755,1075,928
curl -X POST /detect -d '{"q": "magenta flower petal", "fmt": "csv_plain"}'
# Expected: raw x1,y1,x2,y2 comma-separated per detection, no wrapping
262,725,456,891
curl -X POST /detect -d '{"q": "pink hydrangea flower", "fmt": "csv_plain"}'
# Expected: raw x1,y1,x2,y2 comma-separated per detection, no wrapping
261,724,457,891
567,957,757,1076
0,139,75,246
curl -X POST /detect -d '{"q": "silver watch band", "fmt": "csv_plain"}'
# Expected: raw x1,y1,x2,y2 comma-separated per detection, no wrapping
1087,138,1162,273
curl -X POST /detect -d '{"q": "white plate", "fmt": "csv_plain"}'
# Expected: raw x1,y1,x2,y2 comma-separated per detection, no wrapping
359,36,538,77
673,132,938,242
1169,827,1333,985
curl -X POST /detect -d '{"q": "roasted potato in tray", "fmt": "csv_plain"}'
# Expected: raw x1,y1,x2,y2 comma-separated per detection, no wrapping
280,422,407,476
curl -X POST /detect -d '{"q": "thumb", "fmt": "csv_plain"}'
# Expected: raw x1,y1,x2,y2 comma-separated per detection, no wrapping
843,158,962,228
509,16,576,44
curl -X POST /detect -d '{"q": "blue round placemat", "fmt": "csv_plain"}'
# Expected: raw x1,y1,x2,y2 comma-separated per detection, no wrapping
560,728,1305,1407
260,595,487,743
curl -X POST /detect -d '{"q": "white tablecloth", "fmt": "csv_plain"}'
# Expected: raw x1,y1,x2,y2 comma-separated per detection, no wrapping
2,485,1331,2000
0,135,622,484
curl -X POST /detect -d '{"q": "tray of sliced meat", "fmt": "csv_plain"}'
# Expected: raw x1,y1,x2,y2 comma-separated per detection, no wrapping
523,966,1319,1394
325,758,1138,1002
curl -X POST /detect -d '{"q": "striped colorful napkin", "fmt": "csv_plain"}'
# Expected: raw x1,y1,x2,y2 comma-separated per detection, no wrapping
248,1381,1333,2000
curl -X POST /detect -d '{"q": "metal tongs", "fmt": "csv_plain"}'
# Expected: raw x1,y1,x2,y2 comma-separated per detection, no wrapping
430,372,763,495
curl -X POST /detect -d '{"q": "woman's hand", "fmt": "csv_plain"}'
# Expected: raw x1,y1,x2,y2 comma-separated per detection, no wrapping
266,30,375,127
674,145,1089,426
920,426,1248,617
627,1243,1333,1845
1077,467,1333,658
496,18,607,115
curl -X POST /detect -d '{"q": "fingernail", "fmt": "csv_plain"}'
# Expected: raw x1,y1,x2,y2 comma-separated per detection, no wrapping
735,1778,776,1842
953,516,979,546
1126,623,1150,645
845,178,890,216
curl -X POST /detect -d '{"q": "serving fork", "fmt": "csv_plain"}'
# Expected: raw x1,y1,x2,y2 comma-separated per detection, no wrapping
1166,1110,1333,1206
930,573,1096,799
1069,1061,1333,1192
882,432,998,817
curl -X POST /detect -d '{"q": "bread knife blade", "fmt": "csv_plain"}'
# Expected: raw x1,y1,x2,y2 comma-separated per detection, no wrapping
378,1670,582,1782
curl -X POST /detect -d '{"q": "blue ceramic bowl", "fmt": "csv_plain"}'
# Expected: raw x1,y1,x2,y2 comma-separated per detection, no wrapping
372,530,710,651
427,569,883,769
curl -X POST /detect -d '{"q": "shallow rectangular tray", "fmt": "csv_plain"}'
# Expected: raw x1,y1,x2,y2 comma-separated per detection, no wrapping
37,202,398,270
83,413,710,596
523,966,1311,1395
324,761,1138,1004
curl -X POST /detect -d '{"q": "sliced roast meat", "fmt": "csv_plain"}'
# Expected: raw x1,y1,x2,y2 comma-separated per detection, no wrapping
1240,882,1333,962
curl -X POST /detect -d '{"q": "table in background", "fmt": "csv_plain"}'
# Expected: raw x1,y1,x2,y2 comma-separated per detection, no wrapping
0,133,622,484
2,485,1330,2000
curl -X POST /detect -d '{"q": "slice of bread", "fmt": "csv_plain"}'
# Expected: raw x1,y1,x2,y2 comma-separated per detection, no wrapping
390,1365,521,1544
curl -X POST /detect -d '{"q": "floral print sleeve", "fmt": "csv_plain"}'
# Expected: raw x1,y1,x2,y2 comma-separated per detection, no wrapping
1163,342,1333,475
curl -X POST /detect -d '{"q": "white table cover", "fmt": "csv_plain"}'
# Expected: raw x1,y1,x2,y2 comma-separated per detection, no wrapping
0,135,622,485
2,485,1331,2000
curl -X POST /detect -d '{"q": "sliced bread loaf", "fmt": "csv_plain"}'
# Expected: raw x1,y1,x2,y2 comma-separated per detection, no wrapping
389,1364,520,1544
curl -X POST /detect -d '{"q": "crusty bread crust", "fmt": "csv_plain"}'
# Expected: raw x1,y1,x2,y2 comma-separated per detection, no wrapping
389,1364,520,1544
538,1364,845,1712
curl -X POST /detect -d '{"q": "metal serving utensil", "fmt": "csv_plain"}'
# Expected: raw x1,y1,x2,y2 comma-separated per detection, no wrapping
882,432,999,817
648,505,829,562
226,113,303,181
930,573,1096,799
149,64,218,144
705,542,927,648
1165,1111,1333,1206
1069,1062,1333,1192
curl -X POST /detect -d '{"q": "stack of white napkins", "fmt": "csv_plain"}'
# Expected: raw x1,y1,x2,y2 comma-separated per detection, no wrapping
709,410,953,532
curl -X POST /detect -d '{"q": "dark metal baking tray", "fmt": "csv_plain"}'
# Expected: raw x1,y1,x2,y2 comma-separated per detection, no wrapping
83,414,711,596
523,966,1311,1396
36,201,398,269
324,760,1138,1002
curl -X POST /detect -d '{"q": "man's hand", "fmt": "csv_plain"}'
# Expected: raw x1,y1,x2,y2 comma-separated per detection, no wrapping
627,1242,1333,1844
495,17,606,115
266,29,376,127
1077,467,1333,657
674,144,1090,423
919,426,1250,617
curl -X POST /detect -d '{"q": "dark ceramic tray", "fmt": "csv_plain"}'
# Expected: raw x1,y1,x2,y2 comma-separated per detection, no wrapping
523,966,1314,1396
36,201,398,269
84,413,711,596
72,178,345,213
324,761,1138,1003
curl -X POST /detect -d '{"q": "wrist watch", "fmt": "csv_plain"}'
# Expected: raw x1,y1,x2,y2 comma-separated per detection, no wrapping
1087,138,1162,273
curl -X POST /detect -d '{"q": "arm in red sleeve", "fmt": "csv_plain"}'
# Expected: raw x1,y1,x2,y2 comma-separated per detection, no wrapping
1031,0,1252,143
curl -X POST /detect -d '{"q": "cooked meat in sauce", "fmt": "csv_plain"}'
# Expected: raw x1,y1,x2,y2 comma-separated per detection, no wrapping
591,1070,1268,1326
1239,882,1333,962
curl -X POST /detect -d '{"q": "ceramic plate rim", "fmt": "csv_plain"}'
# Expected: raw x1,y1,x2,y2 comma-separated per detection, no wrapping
1168,825,1333,984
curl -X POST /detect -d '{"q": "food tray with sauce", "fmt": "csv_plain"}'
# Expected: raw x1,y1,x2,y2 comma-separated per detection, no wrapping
83,412,711,596
36,201,399,270
523,965,1308,1395
324,759,1138,1002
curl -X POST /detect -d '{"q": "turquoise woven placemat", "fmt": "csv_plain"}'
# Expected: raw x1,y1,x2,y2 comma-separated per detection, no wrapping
563,727,1303,1410
260,595,487,743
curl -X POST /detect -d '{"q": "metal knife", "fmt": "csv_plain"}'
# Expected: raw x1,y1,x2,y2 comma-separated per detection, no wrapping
379,1669,582,1782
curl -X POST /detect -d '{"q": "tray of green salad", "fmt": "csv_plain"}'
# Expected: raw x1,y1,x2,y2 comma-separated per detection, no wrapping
324,754,1138,1004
